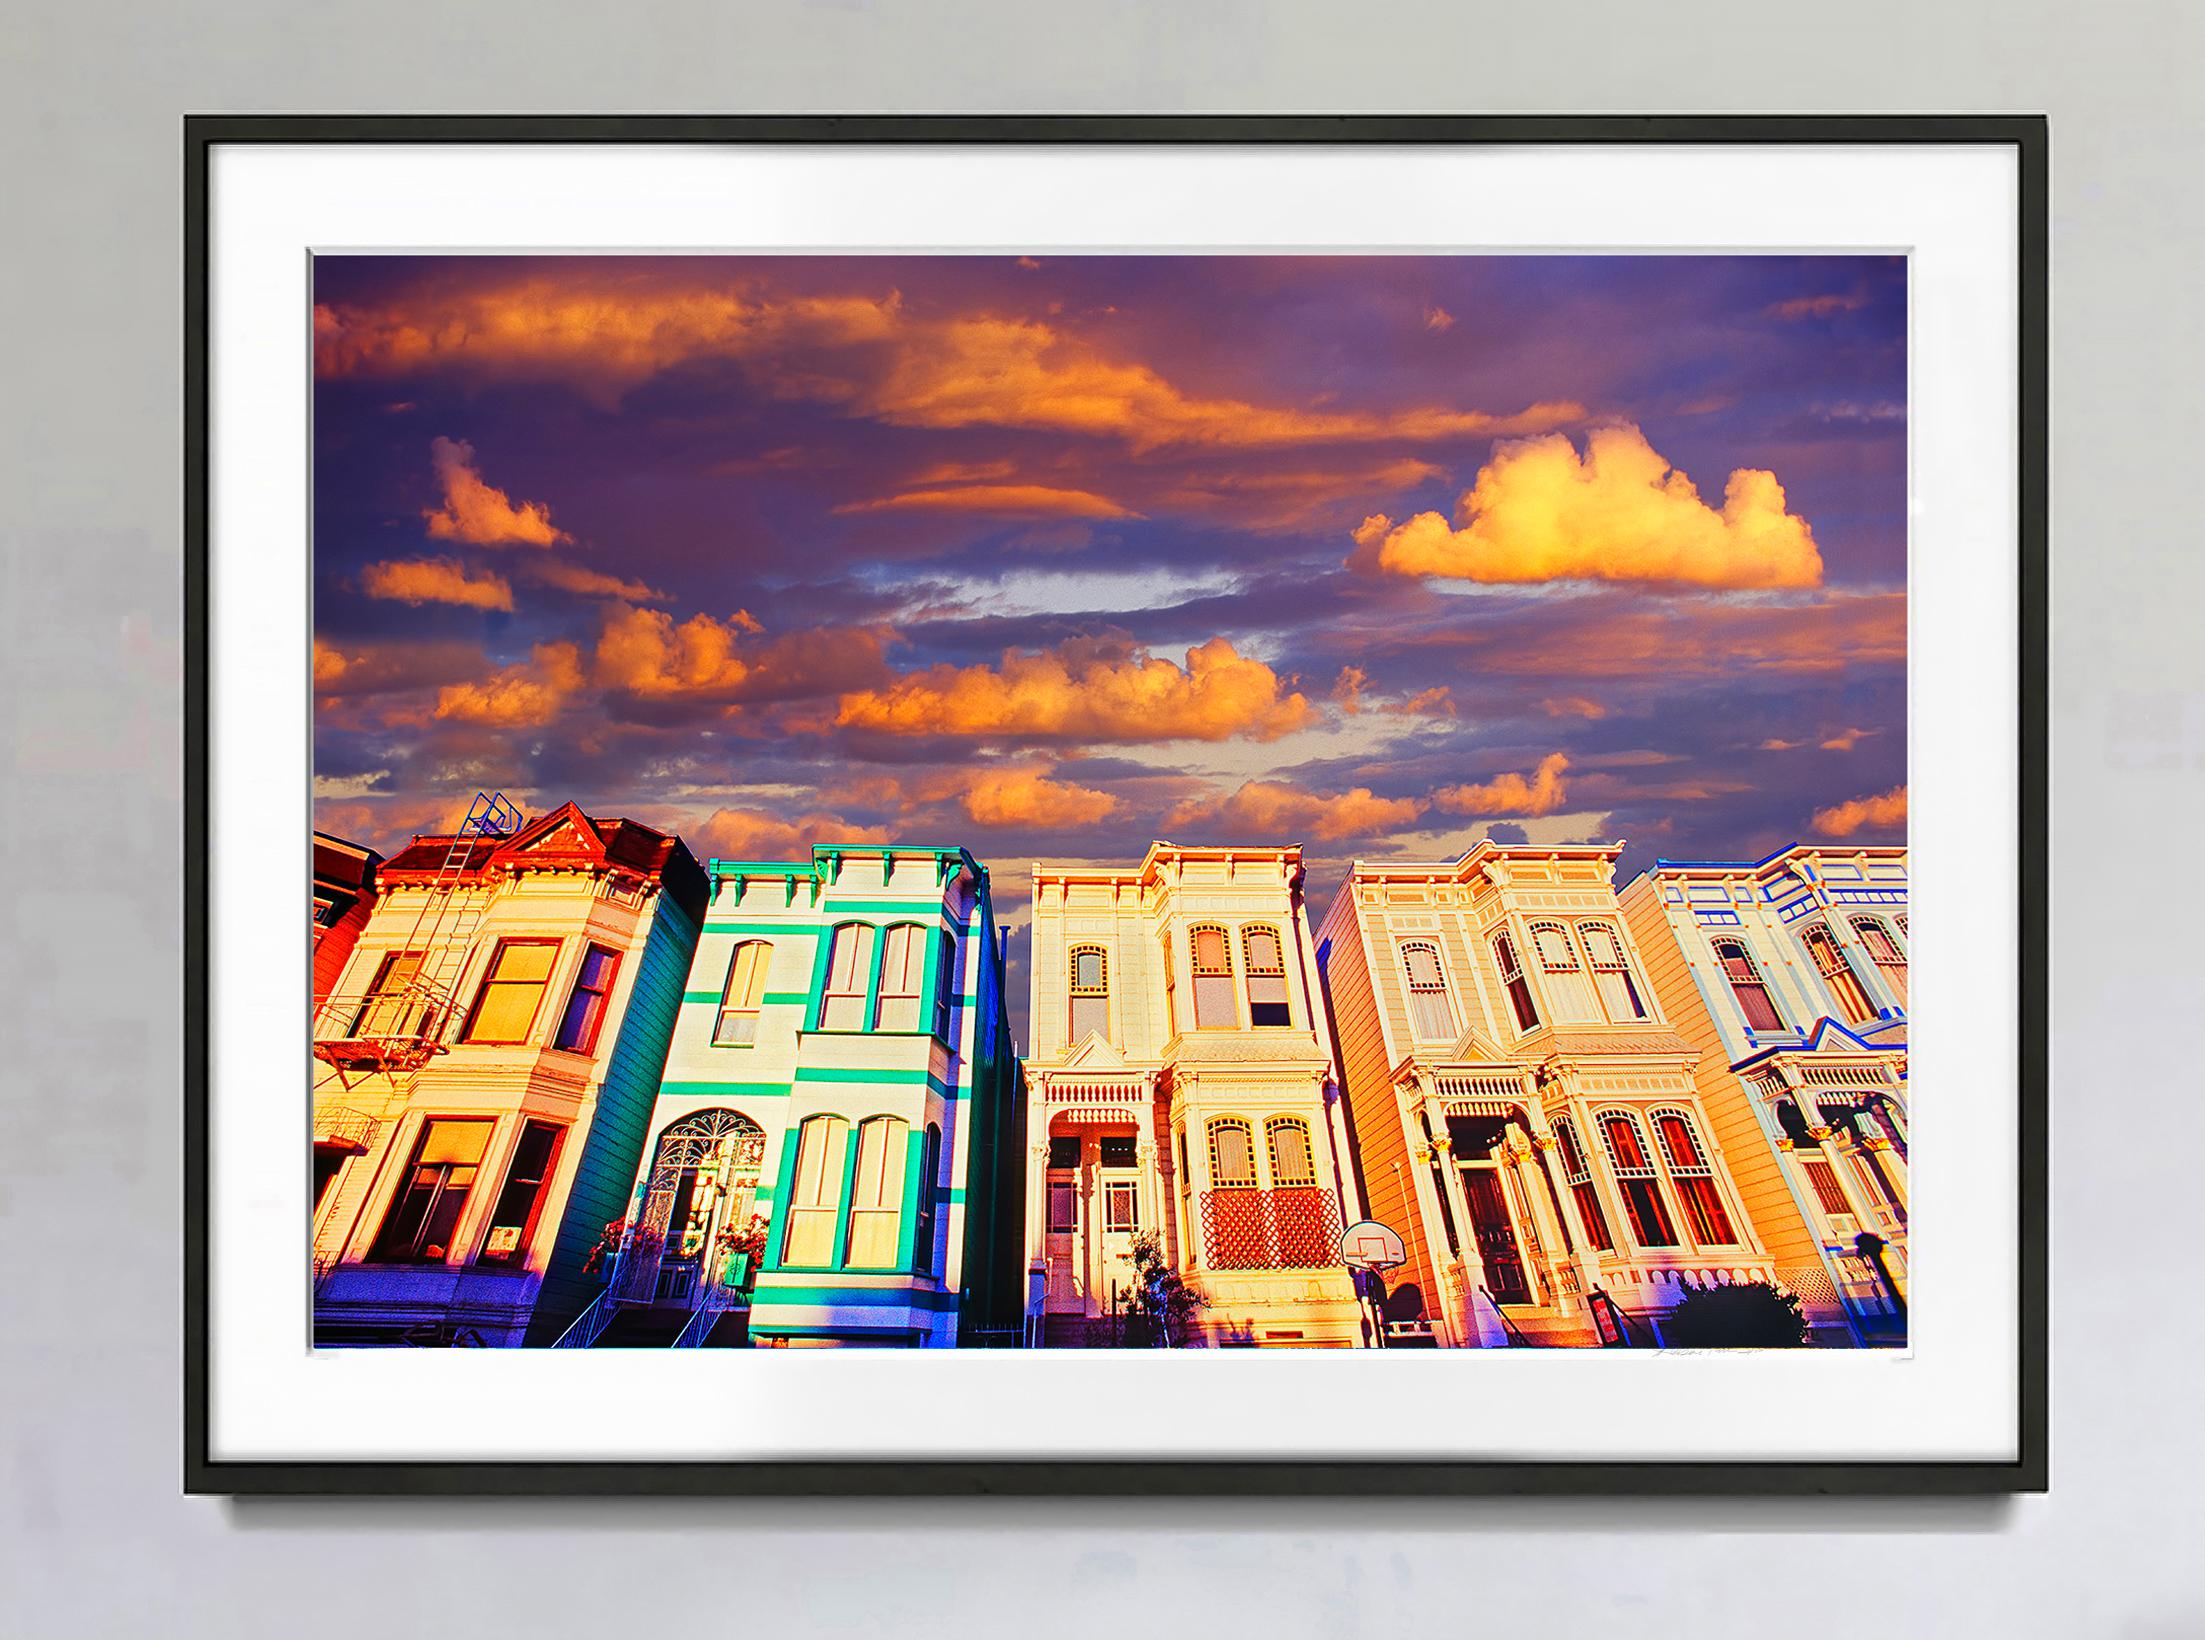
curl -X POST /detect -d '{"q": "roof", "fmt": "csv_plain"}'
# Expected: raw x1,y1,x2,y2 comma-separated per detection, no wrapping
376,801,707,923
1651,842,1907,874
311,832,380,897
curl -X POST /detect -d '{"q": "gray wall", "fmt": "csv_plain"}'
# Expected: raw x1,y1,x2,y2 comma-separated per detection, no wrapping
2,3,2192,1634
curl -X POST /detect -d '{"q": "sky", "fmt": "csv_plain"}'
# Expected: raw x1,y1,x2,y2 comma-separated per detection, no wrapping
311,254,1908,1042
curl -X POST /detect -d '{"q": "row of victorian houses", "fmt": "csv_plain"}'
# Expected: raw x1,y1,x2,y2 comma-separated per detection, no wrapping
308,795,1910,1350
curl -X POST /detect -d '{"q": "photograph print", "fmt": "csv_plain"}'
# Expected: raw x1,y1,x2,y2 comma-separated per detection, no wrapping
307,252,1911,1354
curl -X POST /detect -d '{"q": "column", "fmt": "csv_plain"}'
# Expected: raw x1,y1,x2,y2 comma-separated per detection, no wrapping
1429,1101,1507,1347
1393,1078,1458,1346
1507,1120,1573,1314
1525,1101,1602,1307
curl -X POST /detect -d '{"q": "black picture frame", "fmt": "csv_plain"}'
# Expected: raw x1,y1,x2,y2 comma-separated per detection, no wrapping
184,113,2048,1497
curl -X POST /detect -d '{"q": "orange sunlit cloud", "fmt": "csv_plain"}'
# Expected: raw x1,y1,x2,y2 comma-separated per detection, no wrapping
1819,725,1880,751
1167,780,1428,843
1813,784,1908,838
1353,425,1823,589
526,559,668,602
361,556,514,612
1541,695,1608,719
836,637,1314,743
432,641,584,727
1433,752,1572,817
962,765,1122,829
423,436,571,547
1163,458,1446,531
690,806,886,862
834,483,1142,520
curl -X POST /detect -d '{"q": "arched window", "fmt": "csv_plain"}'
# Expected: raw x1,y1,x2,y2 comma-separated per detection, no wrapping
1493,933,1539,1032
781,1114,848,1266
1578,922,1646,1022
1190,925,1236,1030
1852,915,1908,1002
1551,1116,1613,1251
617,1107,767,1303
1400,942,1457,1040
1713,939,1784,1032
1243,927,1292,1027
1597,1111,1679,1248
1266,1117,1316,1186
1802,922,1874,1024
714,940,772,1045
1896,913,1909,939
1068,945,1110,1042
873,924,927,1032
1652,1108,1737,1245
1532,921,1598,1021
844,1115,909,1267
914,1123,942,1272
1208,1118,1256,1187
819,924,874,1031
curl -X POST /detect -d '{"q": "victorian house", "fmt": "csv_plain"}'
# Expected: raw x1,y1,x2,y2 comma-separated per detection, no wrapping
1618,845,1909,1344
1315,843,1776,1348
311,830,380,1008
1024,844,1364,1348
566,845,1023,1348
309,797,706,1347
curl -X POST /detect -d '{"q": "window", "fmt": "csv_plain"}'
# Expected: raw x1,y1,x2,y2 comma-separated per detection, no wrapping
1713,939,1784,1032
1068,946,1110,1042
914,1124,941,1272
1532,921,1598,1021
1493,933,1539,1032
1103,1180,1138,1233
1852,915,1908,1001
1266,1118,1316,1187
1800,1154,1854,1218
1047,1134,1081,1170
844,1116,908,1267
462,939,559,1044
1400,942,1457,1041
1579,923,1647,1022
1552,1117,1613,1251
1598,1112,1679,1248
1802,922,1875,1024
781,1115,848,1265
553,944,621,1054
1047,1179,1077,1234
1191,926,1236,1029
933,930,957,1039
1243,927,1292,1026
1098,1134,1137,1168
371,1118,492,1262
1652,1109,1736,1246
476,1120,565,1265
350,950,425,1038
714,940,772,1046
873,924,926,1032
1208,1118,1256,1187
819,924,874,1031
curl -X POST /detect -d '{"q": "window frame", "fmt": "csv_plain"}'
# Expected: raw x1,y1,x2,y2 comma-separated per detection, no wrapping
348,948,426,1038
872,922,928,1033
1551,1115,1614,1252
1068,943,1111,1043
816,922,875,1033
474,1119,567,1266
1802,920,1876,1024
1399,940,1458,1042
1650,1106,1738,1247
1189,924,1238,1031
1596,1109,1681,1250
843,1114,909,1268
1492,931,1540,1033
1241,924,1293,1028
551,942,622,1056
1207,1116,1257,1188
713,938,773,1047
780,1113,850,1268
1578,921,1647,1022
1712,937,1785,1033
369,1116,494,1264
459,937,563,1046
1265,1116,1317,1187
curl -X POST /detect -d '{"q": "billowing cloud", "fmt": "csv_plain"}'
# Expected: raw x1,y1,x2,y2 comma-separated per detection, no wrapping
865,315,1584,452
312,636,482,699
961,766,1121,829
1812,784,1907,838
593,605,877,704
834,483,1141,520
1541,695,1608,720
423,436,570,546
315,283,899,396
1353,425,1823,589
836,637,1313,743
1433,753,1571,817
1819,725,1879,751
432,641,584,727
526,559,668,602
1166,780,1427,843
361,556,514,611
690,806,882,862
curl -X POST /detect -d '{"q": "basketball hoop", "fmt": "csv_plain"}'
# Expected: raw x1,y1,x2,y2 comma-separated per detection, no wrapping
1339,1220,1406,1272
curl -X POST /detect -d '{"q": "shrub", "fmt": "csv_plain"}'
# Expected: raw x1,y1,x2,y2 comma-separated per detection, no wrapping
1660,1280,1808,1348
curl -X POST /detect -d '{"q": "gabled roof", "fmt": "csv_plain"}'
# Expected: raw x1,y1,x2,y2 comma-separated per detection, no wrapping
377,800,707,923
1732,1013,1908,1072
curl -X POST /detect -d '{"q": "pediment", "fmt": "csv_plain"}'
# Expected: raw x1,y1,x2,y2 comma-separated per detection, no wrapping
499,801,604,862
1060,1031,1133,1071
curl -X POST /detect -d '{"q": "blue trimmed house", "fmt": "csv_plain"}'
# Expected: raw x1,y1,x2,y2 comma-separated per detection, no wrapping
1618,845,1910,1346
571,845,1024,1347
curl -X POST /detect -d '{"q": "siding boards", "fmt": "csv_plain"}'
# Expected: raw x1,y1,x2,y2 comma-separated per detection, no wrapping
524,892,700,1344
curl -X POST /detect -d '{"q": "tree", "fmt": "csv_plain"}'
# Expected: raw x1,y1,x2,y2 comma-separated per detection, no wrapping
1116,1233,1203,1348
1660,1280,1809,1348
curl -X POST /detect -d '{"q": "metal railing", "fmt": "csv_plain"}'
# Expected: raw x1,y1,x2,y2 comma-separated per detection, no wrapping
1478,1286,1531,1347
550,1291,617,1349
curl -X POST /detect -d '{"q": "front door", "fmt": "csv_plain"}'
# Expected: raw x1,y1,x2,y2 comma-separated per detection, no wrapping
1460,1167,1530,1305
1044,1172,1081,1312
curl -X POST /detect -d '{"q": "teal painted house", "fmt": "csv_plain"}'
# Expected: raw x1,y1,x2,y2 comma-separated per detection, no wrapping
575,845,1024,1347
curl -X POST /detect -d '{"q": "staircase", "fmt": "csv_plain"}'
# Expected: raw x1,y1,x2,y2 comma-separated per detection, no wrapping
591,1303,752,1347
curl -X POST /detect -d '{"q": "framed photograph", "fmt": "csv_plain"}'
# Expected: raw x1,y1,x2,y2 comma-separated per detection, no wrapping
186,115,2046,1494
